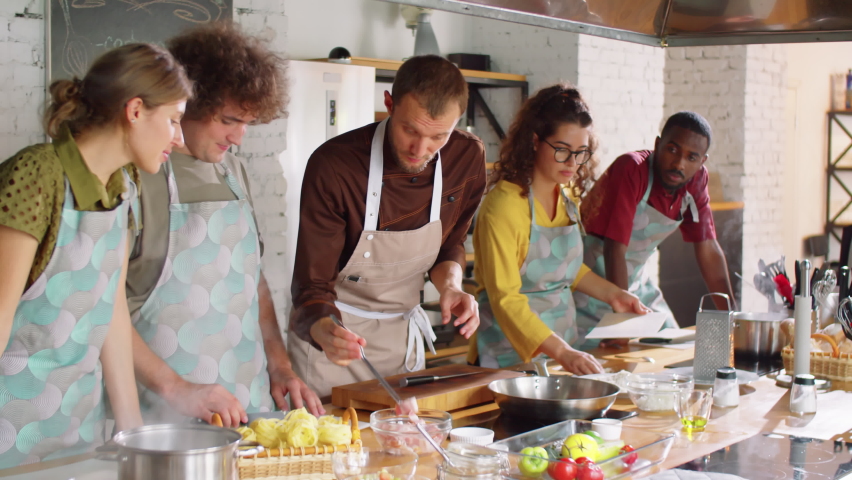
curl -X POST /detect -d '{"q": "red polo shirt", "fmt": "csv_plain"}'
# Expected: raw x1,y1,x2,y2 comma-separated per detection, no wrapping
581,150,716,245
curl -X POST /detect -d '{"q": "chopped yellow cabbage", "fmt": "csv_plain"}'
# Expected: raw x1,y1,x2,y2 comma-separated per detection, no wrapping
236,426,256,442
250,418,282,448
318,424,352,446
318,415,343,426
283,419,319,447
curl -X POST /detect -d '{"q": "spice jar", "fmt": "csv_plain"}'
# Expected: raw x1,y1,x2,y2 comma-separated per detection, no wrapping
437,442,507,480
790,374,817,415
713,367,739,407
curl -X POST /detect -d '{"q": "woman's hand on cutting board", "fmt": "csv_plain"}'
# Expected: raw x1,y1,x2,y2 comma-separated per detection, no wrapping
310,316,366,366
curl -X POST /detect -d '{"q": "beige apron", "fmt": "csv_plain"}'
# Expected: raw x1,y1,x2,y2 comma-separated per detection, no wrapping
289,118,442,399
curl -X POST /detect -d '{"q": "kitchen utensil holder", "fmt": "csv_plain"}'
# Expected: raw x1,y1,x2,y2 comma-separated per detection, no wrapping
694,293,734,384
237,407,362,480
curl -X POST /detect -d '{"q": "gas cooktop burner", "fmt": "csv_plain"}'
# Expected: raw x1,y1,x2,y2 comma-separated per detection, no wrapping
677,433,852,479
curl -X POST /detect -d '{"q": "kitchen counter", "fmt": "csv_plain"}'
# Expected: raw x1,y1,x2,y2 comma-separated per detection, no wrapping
2,343,848,479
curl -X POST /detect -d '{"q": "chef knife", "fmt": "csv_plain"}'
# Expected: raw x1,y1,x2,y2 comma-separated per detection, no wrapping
399,371,482,387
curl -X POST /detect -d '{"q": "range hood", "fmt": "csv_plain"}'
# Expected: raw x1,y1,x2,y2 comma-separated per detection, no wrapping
379,0,852,47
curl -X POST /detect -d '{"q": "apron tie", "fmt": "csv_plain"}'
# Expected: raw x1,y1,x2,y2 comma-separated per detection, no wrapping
404,305,437,372
334,301,437,372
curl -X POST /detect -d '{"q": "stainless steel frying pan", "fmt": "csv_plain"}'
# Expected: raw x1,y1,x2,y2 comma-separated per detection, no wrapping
488,376,619,421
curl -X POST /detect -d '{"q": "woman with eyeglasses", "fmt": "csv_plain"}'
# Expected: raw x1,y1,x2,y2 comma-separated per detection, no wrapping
469,84,650,375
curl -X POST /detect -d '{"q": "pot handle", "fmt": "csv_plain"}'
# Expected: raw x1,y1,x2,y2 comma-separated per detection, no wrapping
95,440,120,462
237,440,265,457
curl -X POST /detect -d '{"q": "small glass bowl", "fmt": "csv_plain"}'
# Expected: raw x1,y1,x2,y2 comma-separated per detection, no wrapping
331,447,418,480
370,409,453,454
626,373,694,412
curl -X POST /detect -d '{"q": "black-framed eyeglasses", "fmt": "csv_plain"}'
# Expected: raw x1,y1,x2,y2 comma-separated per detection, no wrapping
542,139,593,165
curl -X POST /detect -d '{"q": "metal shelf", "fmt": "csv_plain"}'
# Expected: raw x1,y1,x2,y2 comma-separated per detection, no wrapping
826,111,852,256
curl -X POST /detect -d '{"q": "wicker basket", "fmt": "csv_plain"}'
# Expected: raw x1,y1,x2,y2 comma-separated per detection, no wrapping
238,407,363,480
781,346,852,391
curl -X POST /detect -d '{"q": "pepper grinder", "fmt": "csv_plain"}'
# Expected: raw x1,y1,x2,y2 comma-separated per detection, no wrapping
793,260,812,377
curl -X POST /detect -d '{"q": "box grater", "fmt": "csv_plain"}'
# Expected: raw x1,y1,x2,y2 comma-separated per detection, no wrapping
694,293,734,384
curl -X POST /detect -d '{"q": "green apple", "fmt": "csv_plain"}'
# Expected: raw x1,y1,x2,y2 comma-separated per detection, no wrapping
562,434,599,461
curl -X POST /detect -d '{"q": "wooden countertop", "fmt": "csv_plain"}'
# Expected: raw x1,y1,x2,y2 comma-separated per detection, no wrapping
332,342,845,478
2,343,841,479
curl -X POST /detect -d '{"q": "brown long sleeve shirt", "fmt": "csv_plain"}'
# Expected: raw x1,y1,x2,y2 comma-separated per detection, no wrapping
290,121,486,347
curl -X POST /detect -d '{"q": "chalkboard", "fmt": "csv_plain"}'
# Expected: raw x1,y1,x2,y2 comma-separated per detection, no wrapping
48,0,232,82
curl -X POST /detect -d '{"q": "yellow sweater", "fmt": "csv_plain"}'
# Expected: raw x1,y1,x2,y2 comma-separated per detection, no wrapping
469,180,590,364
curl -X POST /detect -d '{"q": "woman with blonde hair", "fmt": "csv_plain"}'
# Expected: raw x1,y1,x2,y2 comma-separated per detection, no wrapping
0,43,192,467
471,84,649,375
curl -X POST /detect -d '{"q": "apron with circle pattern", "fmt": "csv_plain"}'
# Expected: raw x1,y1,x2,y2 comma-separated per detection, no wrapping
0,172,135,468
574,153,698,331
133,160,272,423
477,190,585,368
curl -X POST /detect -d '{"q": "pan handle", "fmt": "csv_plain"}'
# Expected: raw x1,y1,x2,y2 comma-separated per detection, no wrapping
95,440,120,462
238,440,265,457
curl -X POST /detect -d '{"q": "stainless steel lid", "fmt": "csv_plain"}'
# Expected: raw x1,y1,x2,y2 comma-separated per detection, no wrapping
113,423,242,454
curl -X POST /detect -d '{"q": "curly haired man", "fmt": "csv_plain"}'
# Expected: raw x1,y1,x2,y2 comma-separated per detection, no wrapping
125,22,323,427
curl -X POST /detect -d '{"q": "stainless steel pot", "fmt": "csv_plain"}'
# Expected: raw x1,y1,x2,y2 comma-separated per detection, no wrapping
488,376,619,421
104,423,263,480
733,311,788,358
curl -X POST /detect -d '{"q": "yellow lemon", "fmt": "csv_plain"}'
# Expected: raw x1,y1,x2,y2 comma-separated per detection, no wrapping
562,433,600,461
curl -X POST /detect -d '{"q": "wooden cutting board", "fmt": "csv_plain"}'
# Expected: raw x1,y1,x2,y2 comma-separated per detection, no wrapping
331,364,524,412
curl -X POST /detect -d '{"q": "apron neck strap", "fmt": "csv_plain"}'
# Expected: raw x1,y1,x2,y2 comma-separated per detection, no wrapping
365,118,443,231
642,153,655,203
218,163,247,200
163,157,247,205
681,191,700,223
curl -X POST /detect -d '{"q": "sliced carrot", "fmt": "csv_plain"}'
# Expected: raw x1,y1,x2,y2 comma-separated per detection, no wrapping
811,333,840,358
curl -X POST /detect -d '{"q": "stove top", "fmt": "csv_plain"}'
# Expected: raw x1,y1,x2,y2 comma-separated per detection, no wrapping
677,433,852,479
664,354,785,377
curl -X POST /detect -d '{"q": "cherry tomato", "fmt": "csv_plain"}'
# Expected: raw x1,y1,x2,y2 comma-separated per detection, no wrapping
577,462,603,480
573,457,593,465
547,457,578,480
620,444,638,466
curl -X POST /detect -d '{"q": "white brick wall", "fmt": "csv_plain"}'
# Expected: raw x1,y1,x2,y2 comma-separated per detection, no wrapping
0,0,294,331
467,18,579,162
664,46,748,203
232,1,292,327
741,44,786,311
664,44,787,312
0,0,45,159
576,35,665,173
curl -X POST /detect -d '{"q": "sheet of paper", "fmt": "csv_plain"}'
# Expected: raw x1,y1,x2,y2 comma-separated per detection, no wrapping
770,390,852,440
584,312,669,339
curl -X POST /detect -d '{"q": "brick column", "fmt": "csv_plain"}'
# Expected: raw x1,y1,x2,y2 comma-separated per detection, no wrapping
233,1,292,327
0,0,45,159
665,45,786,311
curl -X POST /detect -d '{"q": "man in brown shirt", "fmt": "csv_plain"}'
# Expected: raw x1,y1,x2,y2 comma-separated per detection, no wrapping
289,55,486,398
